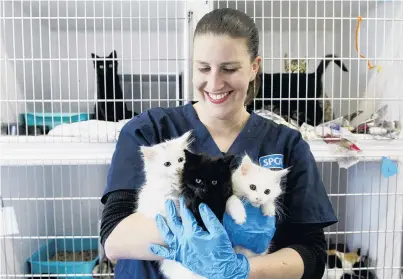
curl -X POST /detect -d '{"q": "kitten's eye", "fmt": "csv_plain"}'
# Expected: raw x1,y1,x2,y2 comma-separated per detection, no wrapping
109,64,113,68
264,189,271,195
164,162,171,167
195,178,201,184
249,184,256,191
178,157,184,163
99,65,104,69
212,180,217,185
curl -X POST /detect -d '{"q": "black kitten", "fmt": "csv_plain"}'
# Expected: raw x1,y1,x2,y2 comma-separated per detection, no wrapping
179,150,234,231
247,54,348,126
91,50,136,122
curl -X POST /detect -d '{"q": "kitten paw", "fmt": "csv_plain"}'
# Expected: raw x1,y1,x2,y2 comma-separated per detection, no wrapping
233,209,247,224
262,203,276,216
226,195,247,224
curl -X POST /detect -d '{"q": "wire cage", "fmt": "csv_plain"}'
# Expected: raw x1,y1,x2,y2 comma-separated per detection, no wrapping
0,1,403,279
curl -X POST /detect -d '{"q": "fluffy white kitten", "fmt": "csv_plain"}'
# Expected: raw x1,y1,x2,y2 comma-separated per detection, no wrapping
136,130,192,218
135,130,204,279
225,154,289,258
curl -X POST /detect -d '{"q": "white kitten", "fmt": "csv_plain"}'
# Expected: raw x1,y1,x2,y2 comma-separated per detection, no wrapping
225,154,289,257
135,130,205,279
136,130,192,218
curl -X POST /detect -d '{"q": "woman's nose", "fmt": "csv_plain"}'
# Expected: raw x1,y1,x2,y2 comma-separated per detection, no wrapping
207,72,225,92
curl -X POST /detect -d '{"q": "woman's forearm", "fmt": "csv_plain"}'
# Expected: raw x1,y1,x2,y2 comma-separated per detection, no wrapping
104,212,164,261
248,248,304,279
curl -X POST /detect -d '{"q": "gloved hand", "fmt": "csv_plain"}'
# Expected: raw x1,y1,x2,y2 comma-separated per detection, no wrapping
149,197,250,279
223,198,277,254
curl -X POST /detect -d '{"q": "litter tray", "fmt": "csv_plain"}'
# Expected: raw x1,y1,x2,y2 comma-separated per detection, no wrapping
21,112,91,129
27,237,99,279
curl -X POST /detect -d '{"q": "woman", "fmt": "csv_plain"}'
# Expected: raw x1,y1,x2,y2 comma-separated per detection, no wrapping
100,7,337,279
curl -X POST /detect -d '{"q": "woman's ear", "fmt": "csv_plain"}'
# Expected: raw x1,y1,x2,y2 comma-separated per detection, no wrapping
249,56,262,82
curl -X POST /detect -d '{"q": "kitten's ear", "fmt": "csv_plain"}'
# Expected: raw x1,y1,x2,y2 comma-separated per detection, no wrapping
91,53,96,67
184,149,199,161
178,130,193,149
140,146,156,161
240,155,253,176
109,50,117,59
222,154,235,165
275,168,290,181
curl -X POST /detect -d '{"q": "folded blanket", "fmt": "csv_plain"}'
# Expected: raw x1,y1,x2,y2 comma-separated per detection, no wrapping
47,119,131,142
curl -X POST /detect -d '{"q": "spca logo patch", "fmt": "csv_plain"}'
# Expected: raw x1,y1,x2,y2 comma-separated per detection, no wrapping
259,154,284,169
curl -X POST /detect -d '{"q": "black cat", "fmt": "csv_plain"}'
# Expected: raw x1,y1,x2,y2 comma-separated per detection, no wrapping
91,50,136,122
179,150,234,231
247,54,348,126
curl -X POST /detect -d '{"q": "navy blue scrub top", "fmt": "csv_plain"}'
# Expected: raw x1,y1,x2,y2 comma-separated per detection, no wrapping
102,102,337,279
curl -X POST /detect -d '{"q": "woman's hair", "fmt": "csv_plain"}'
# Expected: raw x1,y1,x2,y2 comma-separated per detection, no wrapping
194,8,261,106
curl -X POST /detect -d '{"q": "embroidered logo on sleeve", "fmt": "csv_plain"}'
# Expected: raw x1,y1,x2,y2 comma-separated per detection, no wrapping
259,154,284,169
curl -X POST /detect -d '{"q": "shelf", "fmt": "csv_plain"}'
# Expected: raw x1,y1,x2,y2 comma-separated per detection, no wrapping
1,136,403,166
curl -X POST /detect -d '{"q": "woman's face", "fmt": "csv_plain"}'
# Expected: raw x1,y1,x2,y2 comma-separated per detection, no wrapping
192,34,261,120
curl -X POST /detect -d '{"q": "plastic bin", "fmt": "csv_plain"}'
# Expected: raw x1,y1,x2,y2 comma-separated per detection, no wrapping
27,238,99,279
20,112,92,130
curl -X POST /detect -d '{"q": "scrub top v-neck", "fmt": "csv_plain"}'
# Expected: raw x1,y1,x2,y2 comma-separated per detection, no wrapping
182,102,261,158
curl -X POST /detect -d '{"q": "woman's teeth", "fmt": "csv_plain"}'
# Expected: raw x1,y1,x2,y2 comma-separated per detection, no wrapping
208,92,229,100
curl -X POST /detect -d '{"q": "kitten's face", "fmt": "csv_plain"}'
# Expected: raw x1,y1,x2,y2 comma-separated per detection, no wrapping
140,131,192,189
234,155,288,207
182,150,233,199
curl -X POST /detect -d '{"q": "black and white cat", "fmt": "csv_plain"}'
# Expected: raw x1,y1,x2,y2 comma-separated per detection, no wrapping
247,54,348,126
225,154,289,258
91,50,136,122
159,150,235,279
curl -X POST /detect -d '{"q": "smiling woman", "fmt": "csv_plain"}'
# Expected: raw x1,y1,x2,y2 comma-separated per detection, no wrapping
101,7,337,279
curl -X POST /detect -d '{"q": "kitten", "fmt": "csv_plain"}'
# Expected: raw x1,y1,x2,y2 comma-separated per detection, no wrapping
225,154,289,258
247,54,348,126
179,150,235,230
91,50,136,122
159,150,234,279
135,130,193,219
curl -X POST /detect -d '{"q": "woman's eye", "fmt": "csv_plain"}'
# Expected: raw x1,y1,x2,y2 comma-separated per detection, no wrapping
212,180,217,185
250,184,256,191
164,162,171,167
178,157,184,163
264,189,271,195
195,178,202,183
198,68,210,73
223,68,237,73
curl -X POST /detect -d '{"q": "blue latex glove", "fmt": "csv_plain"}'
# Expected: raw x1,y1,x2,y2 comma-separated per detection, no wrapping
223,198,276,254
149,197,250,279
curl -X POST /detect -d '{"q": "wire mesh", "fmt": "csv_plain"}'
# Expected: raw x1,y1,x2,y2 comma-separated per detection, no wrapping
0,1,403,279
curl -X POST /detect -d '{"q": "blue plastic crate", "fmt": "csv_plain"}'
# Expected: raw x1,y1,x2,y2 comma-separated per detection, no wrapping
27,238,99,279
21,112,92,129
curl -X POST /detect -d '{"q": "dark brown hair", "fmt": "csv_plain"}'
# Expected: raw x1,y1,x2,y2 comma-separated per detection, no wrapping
194,8,261,106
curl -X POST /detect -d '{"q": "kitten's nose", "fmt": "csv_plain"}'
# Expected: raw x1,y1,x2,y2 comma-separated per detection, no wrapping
255,197,262,202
